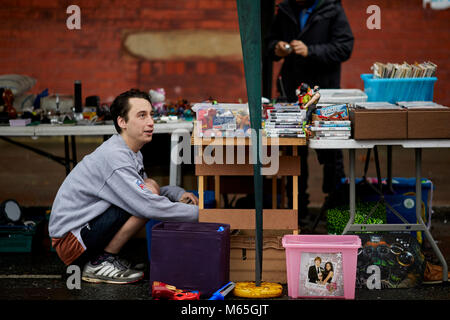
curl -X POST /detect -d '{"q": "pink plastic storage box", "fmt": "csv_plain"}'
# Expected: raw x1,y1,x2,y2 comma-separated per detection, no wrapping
282,235,361,299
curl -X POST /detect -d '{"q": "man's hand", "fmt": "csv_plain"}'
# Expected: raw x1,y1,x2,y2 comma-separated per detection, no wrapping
290,40,308,57
179,192,199,205
274,41,292,58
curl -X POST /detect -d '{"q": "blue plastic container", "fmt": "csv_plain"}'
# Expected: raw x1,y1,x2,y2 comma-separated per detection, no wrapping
146,219,160,261
339,177,433,225
389,178,433,208
384,178,433,226
361,74,437,103
384,194,418,224
191,190,215,208
384,193,427,242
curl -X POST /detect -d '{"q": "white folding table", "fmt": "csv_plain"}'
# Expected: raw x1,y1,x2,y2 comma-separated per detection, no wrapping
309,138,450,281
0,121,193,186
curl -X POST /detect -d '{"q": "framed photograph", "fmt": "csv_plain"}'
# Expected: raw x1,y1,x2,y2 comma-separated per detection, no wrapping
299,252,344,297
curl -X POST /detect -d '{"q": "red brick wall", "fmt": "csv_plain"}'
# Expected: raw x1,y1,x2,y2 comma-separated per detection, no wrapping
0,0,449,105
0,0,243,104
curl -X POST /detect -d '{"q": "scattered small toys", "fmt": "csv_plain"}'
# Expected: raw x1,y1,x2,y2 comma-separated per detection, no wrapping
296,83,321,110
208,281,236,300
151,281,200,300
296,83,321,126
149,87,194,122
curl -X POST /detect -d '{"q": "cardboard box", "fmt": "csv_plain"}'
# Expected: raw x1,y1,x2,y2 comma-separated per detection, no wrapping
230,231,290,283
350,109,407,140
407,108,450,139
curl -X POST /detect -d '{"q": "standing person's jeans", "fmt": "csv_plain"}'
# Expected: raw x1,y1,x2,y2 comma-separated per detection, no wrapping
288,147,345,223
316,149,345,194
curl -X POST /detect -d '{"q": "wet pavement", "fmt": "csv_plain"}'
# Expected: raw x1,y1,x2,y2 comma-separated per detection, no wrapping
0,207,449,302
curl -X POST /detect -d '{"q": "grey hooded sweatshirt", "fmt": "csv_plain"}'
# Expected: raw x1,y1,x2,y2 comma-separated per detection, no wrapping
49,134,198,264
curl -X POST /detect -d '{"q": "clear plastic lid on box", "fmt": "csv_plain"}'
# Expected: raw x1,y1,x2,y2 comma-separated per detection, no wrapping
396,101,448,109
353,102,403,110
318,89,368,104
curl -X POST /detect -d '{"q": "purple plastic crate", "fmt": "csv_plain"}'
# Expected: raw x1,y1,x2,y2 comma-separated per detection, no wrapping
149,221,230,297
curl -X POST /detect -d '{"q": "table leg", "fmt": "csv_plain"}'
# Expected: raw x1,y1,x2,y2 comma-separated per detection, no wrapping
415,148,422,227
292,145,298,211
281,146,287,208
198,145,204,210
272,177,277,209
343,148,356,234
71,136,77,167
415,148,448,282
170,132,180,186
387,145,393,193
214,176,220,208
64,136,70,175
198,175,204,210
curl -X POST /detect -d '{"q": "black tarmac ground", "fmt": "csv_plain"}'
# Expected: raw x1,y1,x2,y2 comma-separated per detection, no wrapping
1,208,449,307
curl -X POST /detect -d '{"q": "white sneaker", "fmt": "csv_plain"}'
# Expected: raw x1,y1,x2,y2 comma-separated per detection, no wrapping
81,255,144,284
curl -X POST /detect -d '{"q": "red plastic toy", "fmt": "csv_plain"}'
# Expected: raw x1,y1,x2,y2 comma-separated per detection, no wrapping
151,281,200,300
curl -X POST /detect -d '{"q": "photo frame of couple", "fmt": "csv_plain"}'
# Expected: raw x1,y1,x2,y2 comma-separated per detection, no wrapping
299,252,344,297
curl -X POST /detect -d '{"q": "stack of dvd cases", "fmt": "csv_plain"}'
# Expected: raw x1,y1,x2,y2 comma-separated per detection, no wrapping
264,105,306,138
310,120,351,140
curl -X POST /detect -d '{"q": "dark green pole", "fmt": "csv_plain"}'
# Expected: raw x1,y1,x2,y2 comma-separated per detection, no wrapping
236,0,263,286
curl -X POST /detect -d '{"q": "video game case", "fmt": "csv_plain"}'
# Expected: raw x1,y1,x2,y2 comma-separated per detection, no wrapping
266,129,304,134
271,110,303,113
268,119,305,124
265,124,304,128
315,132,351,137
312,136,351,140
267,118,304,121
213,123,236,131
315,104,349,119
314,120,351,126
199,130,249,138
267,120,304,124
266,133,306,138
268,114,305,118
266,126,304,130
266,128,304,131
268,116,305,120
268,109,306,114
310,126,351,131
272,105,302,110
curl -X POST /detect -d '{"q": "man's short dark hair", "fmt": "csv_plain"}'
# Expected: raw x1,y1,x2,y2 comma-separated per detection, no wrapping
110,89,152,133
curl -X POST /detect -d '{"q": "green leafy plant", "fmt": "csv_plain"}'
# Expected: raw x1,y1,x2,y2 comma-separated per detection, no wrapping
327,202,386,235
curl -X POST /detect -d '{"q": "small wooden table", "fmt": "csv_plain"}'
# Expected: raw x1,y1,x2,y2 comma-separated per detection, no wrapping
192,129,306,233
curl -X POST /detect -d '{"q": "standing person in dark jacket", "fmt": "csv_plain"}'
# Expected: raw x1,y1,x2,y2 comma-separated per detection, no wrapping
266,0,354,224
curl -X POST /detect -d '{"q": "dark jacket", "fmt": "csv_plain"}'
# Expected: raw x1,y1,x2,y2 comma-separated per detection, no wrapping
308,265,323,283
267,0,354,101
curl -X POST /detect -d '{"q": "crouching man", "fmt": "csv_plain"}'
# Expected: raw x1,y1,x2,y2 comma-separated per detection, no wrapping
49,89,198,284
